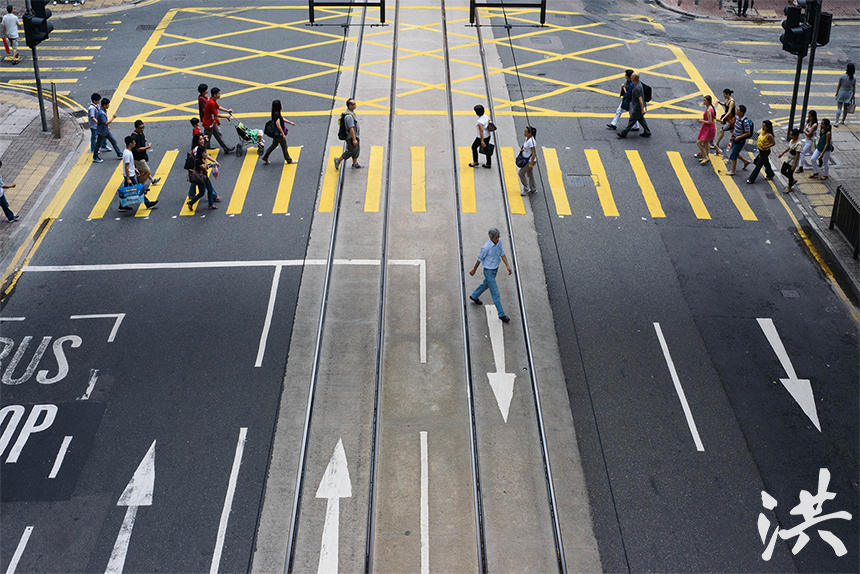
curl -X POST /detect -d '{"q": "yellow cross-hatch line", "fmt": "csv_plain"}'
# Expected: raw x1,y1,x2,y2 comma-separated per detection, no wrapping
541,148,571,216
227,152,260,214
319,146,341,212
667,151,711,220
365,146,384,213
411,146,426,213
136,150,178,217
459,148,477,213
273,147,302,214
500,147,526,215
585,149,619,217
626,150,665,218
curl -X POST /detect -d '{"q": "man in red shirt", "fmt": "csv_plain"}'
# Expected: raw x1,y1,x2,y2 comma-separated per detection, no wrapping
202,87,234,153
197,83,209,121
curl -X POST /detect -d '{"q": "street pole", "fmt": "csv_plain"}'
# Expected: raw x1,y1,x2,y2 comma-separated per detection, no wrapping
787,53,804,140
798,0,821,137
24,0,48,132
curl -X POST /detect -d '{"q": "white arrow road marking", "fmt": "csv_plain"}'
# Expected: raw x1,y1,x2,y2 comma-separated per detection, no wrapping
485,305,516,422
420,431,429,574
316,438,351,574
210,428,247,574
106,440,155,574
654,323,704,452
757,318,821,431
70,313,125,343
77,369,99,401
5,526,33,574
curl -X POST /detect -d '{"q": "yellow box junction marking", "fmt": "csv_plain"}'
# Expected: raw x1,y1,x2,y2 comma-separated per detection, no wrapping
501,147,526,215
625,150,665,218
584,149,618,217
411,146,426,213
181,148,219,215
89,163,126,220
227,152,259,214
136,150,178,217
365,146,384,213
319,146,342,212
3,151,58,212
458,147,477,213
273,147,302,213
667,151,710,220
541,148,571,216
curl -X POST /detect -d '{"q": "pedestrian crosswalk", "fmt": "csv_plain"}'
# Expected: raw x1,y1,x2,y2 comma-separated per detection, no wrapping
80,145,762,222
747,68,845,116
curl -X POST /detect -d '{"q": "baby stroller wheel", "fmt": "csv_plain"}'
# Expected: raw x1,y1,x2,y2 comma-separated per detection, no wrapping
236,144,244,157
257,144,264,156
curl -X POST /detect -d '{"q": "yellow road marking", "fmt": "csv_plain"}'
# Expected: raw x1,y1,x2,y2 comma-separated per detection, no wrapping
112,10,177,112
754,80,832,85
227,152,258,214
273,147,302,213
181,148,219,215
541,148,571,216
1,67,87,72
136,150,178,217
712,155,757,221
770,104,839,111
745,69,844,74
411,146,426,213
37,46,102,50
365,146,384,213
626,150,664,218
584,149,618,217
667,151,710,219
89,162,125,219
33,56,93,61
319,146,341,212
459,147,476,213
501,147,526,215
8,78,78,84
760,91,832,97
723,41,779,45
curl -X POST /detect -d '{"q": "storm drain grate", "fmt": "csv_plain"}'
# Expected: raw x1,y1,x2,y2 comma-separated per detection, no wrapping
530,37,551,44
781,289,800,298
566,174,594,187
162,54,186,62
137,24,156,31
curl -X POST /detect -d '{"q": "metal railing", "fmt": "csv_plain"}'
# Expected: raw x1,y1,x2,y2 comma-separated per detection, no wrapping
830,184,859,259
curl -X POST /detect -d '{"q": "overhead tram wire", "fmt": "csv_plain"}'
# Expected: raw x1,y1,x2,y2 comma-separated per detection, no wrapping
472,8,567,573
493,3,633,571
284,4,369,573
364,0,400,571
440,1,488,572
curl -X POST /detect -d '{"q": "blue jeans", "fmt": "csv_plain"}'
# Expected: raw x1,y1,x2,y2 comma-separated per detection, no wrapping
1,195,15,220
90,127,113,153
188,178,216,207
471,267,504,317
94,132,122,160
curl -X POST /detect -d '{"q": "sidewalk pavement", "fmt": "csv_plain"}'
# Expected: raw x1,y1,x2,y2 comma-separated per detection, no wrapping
0,88,86,293
654,0,859,20
5,0,136,19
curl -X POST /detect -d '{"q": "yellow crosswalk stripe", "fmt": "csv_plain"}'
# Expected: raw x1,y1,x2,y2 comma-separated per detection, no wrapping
584,149,618,217
135,150,178,217
626,150,665,218
227,152,259,214
181,148,219,216
541,148,570,216
88,162,125,219
411,146,426,213
712,156,757,221
667,151,711,219
500,147,526,215
365,146,384,213
319,146,341,212
273,147,302,214
458,147,476,213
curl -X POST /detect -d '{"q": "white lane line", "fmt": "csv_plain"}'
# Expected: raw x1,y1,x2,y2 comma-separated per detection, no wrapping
653,322,704,452
48,435,73,479
210,427,248,574
5,526,33,574
70,313,125,343
255,266,282,368
420,431,429,574
0,317,26,321
77,369,99,401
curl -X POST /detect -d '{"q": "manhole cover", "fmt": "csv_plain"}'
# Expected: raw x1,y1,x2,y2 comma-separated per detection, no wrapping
781,289,800,298
137,24,156,31
530,37,551,44
566,174,594,187
162,54,186,62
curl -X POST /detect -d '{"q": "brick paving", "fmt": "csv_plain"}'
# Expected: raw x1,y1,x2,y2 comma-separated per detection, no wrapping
4,0,136,19
655,0,859,21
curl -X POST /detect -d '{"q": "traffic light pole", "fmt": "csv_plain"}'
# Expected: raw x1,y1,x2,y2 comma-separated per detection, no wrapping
787,53,804,140
798,0,821,138
24,0,49,132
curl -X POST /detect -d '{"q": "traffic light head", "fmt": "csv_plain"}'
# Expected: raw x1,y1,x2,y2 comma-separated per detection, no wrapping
780,22,812,58
24,0,53,48
783,5,801,28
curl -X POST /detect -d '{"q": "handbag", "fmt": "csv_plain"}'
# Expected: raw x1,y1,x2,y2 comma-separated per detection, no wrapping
480,142,494,157
487,121,497,132
848,98,856,114
117,183,145,207
620,100,630,111
515,151,528,168
183,153,195,170
189,171,207,185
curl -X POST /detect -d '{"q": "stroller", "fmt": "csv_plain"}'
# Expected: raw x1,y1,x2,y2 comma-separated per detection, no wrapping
227,117,265,157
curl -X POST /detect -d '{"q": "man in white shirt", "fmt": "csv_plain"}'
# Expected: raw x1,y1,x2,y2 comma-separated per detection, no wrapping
1,6,21,64
469,104,492,169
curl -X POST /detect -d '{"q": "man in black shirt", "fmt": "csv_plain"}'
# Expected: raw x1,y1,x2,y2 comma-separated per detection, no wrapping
130,120,161,189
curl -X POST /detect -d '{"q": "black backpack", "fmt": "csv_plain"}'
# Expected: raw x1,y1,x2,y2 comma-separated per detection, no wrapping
337,112,354,140
642,83,652,103
264,119,278,138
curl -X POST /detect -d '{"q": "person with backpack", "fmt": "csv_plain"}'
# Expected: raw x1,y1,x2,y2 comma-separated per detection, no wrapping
726,105,753,175
333,98,361,170
88,93,113,154
617,73,651,138
606,69,639,131
262,99,296,165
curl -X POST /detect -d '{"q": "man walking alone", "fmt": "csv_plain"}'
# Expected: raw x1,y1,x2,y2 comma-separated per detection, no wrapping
469,227,513,324
333,98,361,170
1,6,21,65
617,72,651,139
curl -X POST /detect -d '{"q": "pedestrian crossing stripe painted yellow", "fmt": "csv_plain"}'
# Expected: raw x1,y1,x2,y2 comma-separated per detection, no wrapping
667,151,711,220
89,163,125,219
273,147,302,214
712,156,757,221
458,147,476,214
626,150,665,218
500,147,526,215
319,146,341,213
541,148,571,216
365,146,384,213
227,152,259,214
180,148,219,216
411,146,426,213
584,149,619,217
136,150,178,217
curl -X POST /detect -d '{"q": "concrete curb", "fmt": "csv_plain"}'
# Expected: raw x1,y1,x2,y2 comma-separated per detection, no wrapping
652,0,860,22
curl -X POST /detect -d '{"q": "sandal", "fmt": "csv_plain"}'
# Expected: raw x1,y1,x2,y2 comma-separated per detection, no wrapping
726,171,736,176
208,204,218,209
809,174,818,179
820,176,828,180
700,159,710,165
694,152,703,158
468,163,479,167
186,201,194,210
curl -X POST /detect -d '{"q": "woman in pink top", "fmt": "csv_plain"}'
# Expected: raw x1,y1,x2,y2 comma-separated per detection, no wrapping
696,95,717,165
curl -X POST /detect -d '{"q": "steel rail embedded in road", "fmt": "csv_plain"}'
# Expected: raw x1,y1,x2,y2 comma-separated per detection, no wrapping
284,6,369,573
